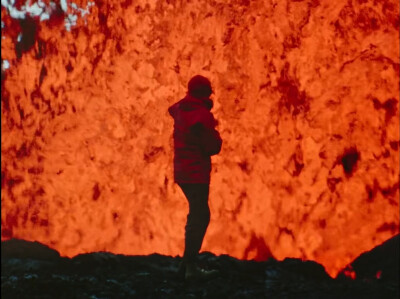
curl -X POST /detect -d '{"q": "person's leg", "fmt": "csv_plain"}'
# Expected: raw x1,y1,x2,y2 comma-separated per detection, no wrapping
178,183,210,264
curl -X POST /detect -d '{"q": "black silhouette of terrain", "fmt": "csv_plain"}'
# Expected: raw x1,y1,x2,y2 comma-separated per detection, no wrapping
1,235,398,298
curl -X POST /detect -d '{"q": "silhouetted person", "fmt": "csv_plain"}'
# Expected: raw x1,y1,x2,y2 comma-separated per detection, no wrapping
168,75,222,281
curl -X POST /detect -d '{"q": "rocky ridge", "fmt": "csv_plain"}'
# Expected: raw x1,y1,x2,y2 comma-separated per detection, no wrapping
1,235,398,298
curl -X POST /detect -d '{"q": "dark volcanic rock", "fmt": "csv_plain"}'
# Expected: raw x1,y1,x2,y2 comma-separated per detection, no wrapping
339,234,399,281
1,238,399,299
1,239,60,260
277,258,331,281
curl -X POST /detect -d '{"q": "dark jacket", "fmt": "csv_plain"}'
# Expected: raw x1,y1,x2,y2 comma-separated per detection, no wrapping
168,94,222,184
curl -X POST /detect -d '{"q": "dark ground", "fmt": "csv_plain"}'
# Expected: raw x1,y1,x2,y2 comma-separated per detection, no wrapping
1,235,399,299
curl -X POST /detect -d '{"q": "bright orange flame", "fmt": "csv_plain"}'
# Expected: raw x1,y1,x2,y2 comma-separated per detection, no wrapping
1,0,399,278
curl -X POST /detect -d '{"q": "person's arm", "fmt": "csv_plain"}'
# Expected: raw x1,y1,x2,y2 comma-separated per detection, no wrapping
201,125,222,156
190,117,222,156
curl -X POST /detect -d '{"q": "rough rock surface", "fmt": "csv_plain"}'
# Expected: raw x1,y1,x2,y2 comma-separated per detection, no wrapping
338,233,399,281
1,239,399,298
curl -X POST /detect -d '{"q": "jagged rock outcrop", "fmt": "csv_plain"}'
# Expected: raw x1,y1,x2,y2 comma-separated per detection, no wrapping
2,239,399,298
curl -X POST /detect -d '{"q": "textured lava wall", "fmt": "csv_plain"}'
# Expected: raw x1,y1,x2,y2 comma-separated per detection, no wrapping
1,0,399,277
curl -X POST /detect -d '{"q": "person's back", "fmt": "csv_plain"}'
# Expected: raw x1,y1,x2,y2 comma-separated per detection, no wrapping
168,91,221,184
168,75,222,281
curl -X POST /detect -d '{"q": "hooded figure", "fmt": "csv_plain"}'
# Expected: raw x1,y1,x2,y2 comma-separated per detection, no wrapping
168,75,222,183
168,75,222,281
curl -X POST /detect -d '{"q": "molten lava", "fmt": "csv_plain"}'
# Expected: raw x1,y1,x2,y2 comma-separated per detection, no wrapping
1,0,399,278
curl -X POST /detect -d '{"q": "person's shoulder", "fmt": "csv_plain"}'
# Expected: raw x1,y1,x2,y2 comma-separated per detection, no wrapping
197,108,216,128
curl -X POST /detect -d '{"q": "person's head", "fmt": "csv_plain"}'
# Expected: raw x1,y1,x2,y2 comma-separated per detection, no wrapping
188,75,213,98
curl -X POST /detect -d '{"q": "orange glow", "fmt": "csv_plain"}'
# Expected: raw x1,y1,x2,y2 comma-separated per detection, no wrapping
343,265,357,280
1,0,399,278
375,270,382,279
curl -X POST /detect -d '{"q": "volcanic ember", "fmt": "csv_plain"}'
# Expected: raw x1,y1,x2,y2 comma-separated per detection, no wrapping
1,0,399,278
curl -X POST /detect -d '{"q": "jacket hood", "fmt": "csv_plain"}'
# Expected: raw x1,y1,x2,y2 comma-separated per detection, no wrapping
168,94,213,119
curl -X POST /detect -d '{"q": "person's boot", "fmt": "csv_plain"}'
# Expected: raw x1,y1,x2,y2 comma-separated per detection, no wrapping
185,262,219,282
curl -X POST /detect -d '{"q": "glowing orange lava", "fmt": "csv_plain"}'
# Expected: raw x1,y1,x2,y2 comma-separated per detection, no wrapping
1,0,399,278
